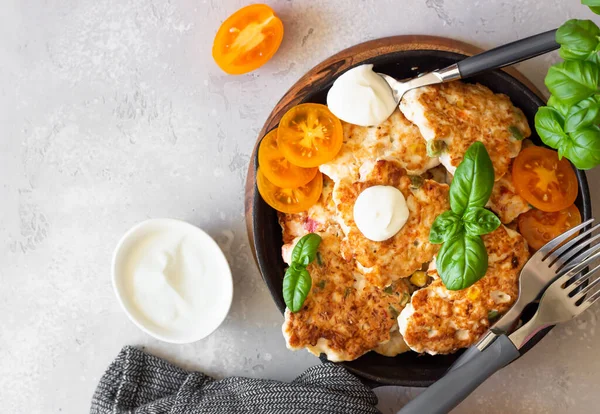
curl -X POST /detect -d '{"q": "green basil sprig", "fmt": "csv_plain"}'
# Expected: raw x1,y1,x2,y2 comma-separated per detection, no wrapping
556,19,600,61
535,16,600,170
547,95,570,117
437,231,488,291
290,233,321,266
536,103,600,170
463,207,502,236
545,60,599,106
429,142,500,291
582,0,600,16
429,211,462,243
283,233,322,312
448,141,495,215
565,95,600,132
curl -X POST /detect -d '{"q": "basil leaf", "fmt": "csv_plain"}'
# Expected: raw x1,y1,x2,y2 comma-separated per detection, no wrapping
535,106,568,150
556,19,600,60
463,207,501,236
283,264,312,312
563,126,600,170
429,211,463,244
565,96,600,133
291,233,322,266
547,95,571,117
589,52,600,66
582,0,600,14
437,232,488,291
545,60,600,106
449,141,495,215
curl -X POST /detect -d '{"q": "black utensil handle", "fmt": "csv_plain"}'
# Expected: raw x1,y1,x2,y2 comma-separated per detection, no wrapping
396,335,520,414
457,29,559,78
447,329,503,372
447,343,485,372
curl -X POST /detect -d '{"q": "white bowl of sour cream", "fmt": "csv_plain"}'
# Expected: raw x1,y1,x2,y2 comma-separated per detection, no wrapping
111,218,233,344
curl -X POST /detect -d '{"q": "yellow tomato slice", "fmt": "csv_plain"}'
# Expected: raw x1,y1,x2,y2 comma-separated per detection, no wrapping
258,129,318,188
212,4,284,75
277,103,343,168
257,168,323,214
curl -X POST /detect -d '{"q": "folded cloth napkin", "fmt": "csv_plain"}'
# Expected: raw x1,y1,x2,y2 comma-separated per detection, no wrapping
90,346,380,414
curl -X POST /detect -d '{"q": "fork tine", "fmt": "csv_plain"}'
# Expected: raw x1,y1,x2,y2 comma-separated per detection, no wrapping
555,247,600,288
540,219,594,259
579,289,600,313
572,278,600,304
554,237,600,274
549,223,600,270
569,263,600,299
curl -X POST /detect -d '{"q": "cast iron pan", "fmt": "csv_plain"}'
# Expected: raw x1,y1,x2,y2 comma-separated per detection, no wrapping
244,37,592,387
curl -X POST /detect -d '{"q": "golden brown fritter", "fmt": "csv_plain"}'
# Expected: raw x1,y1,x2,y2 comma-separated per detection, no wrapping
278,177,336,247
374,329,411,357
333,160,450,287
279,178,413,361
399,81,530,180
398,225,530,355
319,109,439,183
487,167,532,224
281,228,413,361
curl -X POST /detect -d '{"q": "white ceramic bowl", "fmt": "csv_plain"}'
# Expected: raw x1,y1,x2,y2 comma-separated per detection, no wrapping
111,218,233,344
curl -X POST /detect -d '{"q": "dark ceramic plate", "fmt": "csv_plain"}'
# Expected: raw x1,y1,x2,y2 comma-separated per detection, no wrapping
246,44,591,387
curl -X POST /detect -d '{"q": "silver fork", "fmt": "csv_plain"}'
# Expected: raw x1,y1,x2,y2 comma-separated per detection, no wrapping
399,222,600,414
509,249,600,348
455,218,599,364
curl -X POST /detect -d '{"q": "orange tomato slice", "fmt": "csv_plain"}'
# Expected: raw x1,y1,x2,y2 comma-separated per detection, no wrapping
212,4,284,75
512,146,578,212
518,204,582,251
258,129,318,188
257,168,323,214
277,103,343,168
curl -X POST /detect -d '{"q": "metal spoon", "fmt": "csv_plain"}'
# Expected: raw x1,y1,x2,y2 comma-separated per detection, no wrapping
379,29,559,103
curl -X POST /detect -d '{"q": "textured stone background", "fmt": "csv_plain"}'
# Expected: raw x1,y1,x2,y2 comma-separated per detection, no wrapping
1,0,600,412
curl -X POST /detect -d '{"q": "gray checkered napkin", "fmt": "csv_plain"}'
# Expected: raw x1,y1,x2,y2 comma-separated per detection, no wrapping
90,346,380,413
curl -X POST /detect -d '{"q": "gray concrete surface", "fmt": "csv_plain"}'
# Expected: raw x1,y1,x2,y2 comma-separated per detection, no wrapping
1,0,599,412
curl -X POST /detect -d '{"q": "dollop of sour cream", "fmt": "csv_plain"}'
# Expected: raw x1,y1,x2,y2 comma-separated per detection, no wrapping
327,64,397,126
353,185,409,241
126,233,208,330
